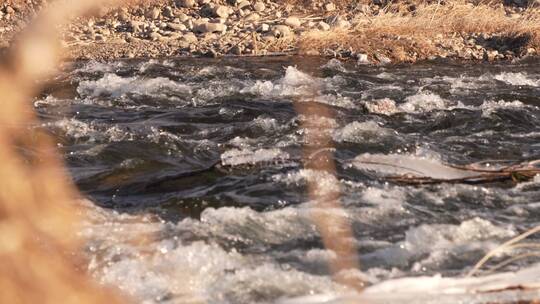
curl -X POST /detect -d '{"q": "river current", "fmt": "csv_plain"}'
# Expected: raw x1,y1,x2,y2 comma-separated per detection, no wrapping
35,57,540,303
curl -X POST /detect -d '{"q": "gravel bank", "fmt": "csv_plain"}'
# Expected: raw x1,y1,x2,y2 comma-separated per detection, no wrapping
0,0,538,63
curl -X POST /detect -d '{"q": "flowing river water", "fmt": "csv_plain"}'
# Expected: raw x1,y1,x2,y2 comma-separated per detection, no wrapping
35,57,540,303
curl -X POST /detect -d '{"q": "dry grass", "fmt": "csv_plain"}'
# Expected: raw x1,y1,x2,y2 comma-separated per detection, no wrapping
0,1,127,303
299,1,540,62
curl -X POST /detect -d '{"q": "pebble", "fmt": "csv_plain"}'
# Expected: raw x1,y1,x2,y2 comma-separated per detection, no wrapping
194,21,227,33
324,3,336,12
149,32,162,41
129,21,144,33
5,6,15,14
4,0,535,63
182,32,199,43
118,10,129,22
168,22,187,31
357,53,370,64
163,6,174,18
176,12,190,22
148,7,160,20
317,21,330,31
177,0,196,8
374,53,391,65
253,2,266,12
284,16,301,28
259,23,270,32
212,5,230,18
230,45,243,55
237,1,251,9
245,13,260,22
272,25,292,37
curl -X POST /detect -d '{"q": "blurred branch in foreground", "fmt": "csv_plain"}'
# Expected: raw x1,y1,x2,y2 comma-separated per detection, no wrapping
294,100,363,291
0,0,126,303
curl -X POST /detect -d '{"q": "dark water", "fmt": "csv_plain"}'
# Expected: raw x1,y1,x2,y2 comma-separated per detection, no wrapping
35,57,540,303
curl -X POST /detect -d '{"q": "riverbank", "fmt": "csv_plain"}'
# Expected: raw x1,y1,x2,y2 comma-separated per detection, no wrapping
1,0,539,63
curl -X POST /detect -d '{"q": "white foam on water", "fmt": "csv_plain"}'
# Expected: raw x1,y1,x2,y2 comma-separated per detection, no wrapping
362,218,515,269
81,202,349,304
138,59,161,73
273,170,408,222
356,187,407,218
48,118,131,143
399,91,463,113
221,147,290,166
192,79,246,104
491,72,540,86
250,116,283,132
333,121,398,144
479,99,527,116
77,73,191,98
241,66,320,97
34,95,64,107
240,66,352,107
195,206,317,245
272,169,342,196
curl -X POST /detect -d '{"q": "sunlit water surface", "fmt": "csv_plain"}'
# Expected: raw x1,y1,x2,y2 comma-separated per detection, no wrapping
35,57,540,303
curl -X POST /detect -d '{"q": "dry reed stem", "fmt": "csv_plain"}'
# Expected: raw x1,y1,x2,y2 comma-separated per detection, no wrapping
467,226,540,277
294,101,363,291
0,1,127,303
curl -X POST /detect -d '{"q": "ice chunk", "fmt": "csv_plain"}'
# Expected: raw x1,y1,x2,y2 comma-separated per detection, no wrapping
221,148,289,166
351,153,482,180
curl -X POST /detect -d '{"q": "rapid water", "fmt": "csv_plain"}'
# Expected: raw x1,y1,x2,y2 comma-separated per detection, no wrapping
35,57,540,303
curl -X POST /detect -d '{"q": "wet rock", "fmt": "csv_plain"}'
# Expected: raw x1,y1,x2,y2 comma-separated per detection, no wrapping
230,45,243,55
284,16,301,28
253,2,266,12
